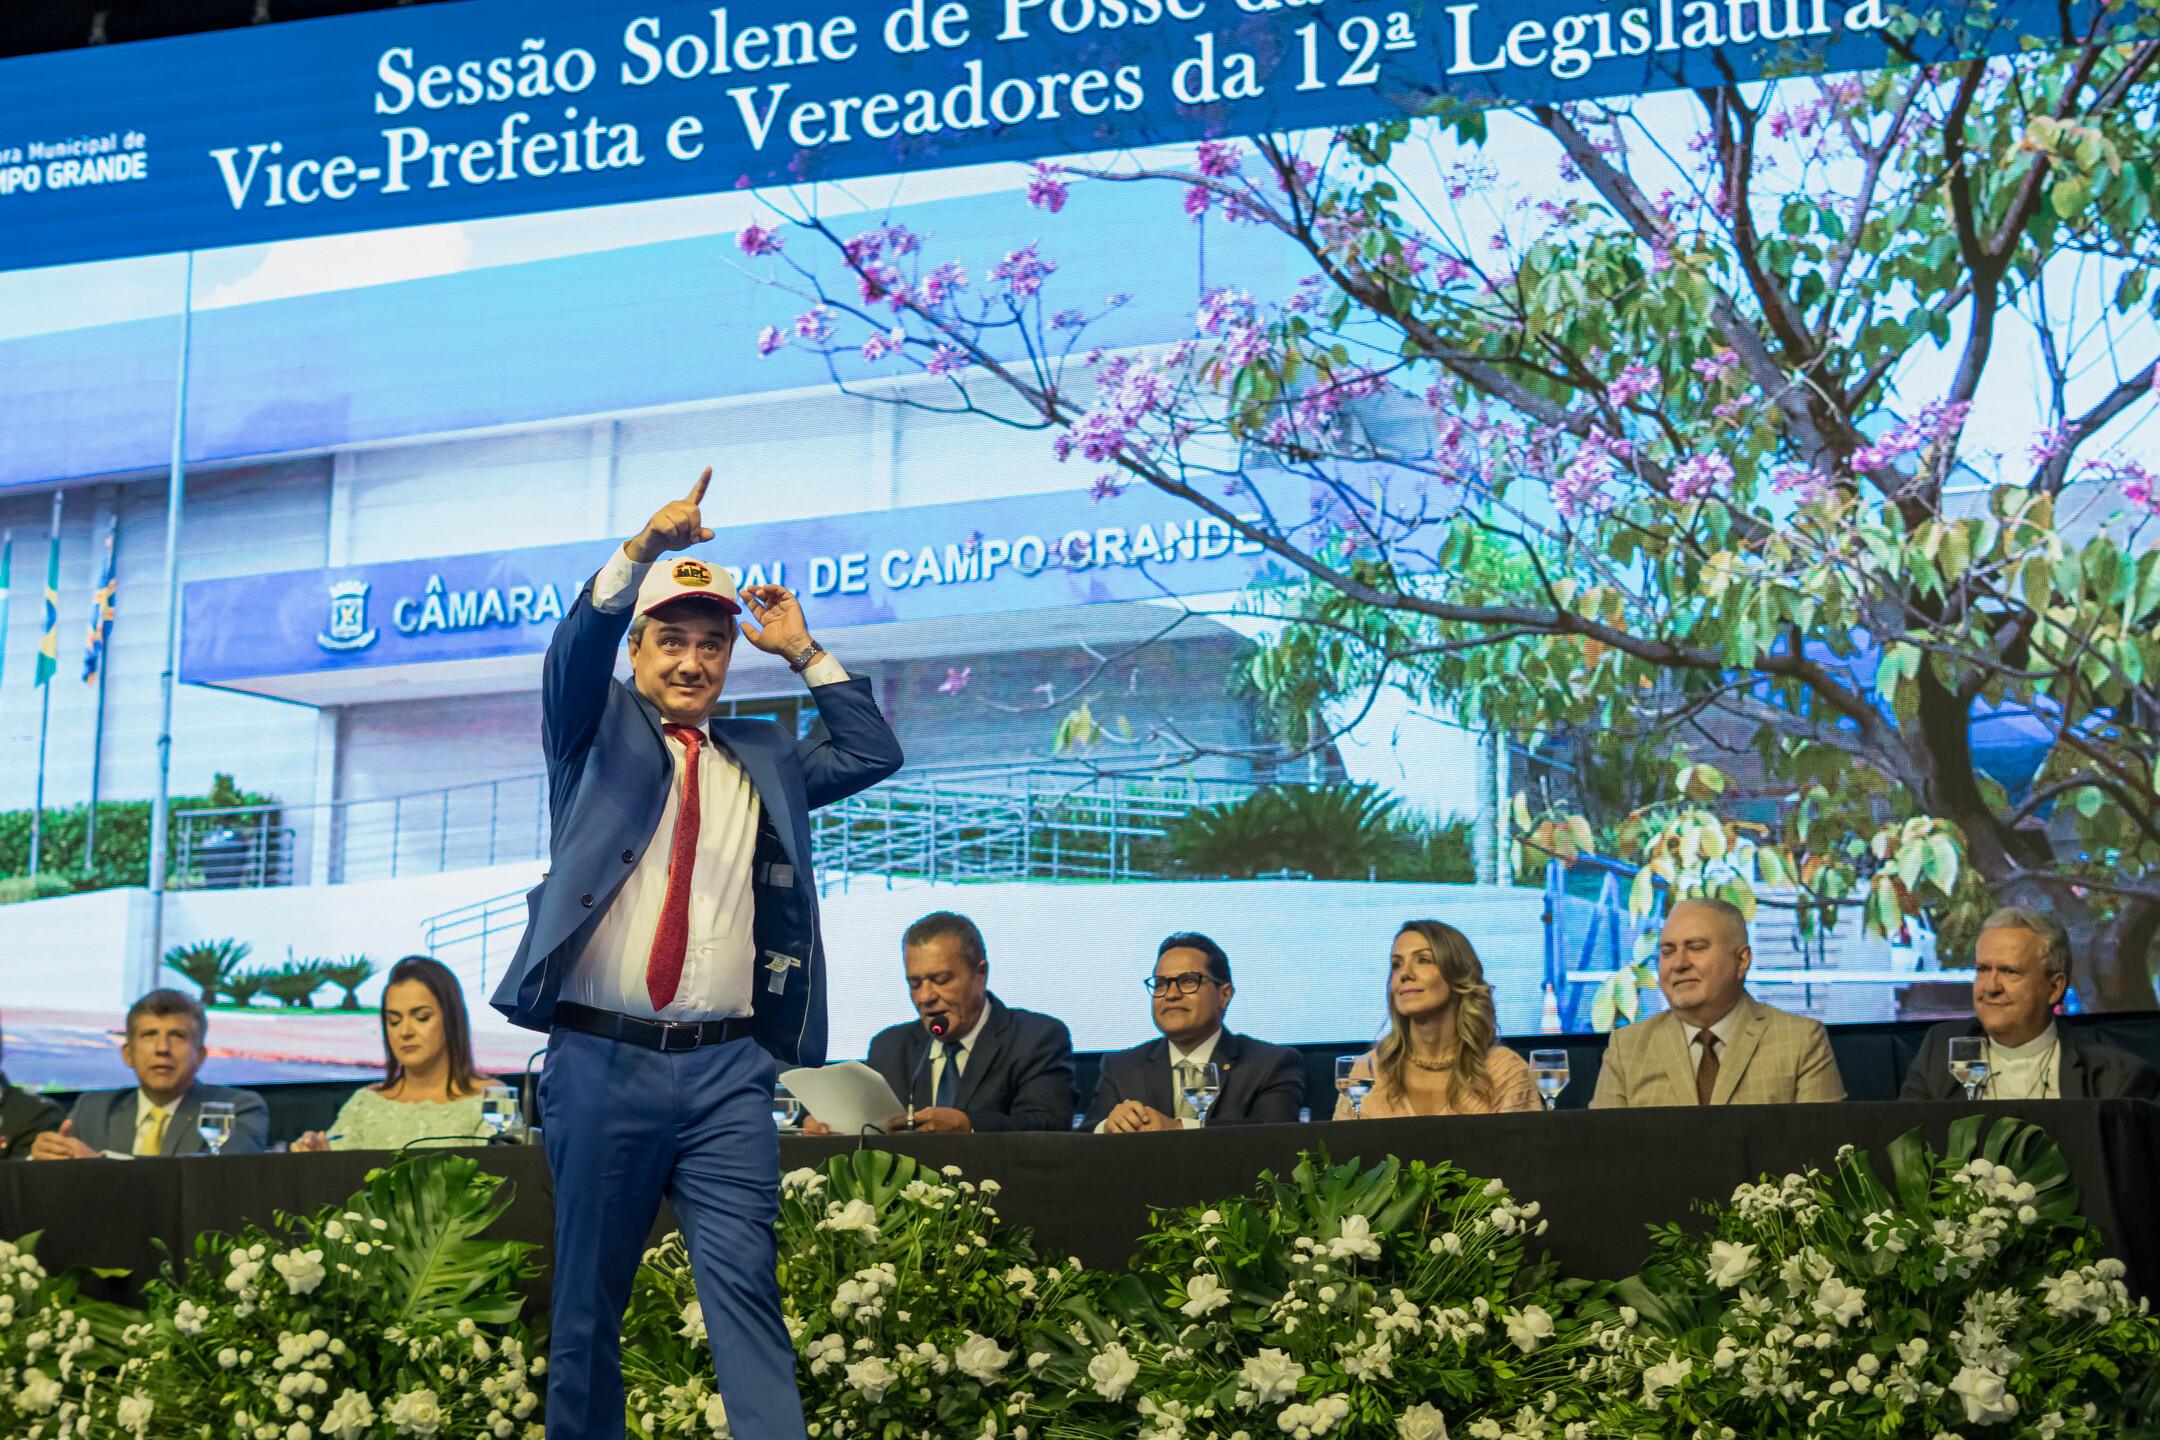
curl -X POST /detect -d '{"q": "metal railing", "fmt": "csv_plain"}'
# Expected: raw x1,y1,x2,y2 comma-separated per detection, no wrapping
172,772,550,889
421,888,535,991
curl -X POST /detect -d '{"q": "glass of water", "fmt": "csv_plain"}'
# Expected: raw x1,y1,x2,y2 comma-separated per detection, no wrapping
1529,1049,1570,1109
479,1085,519,1139
1948,1036,1990,1100
1335,1055,1372,1117
1180,1062,1221,1125
196,1101,235,1156
772,1083,804,1130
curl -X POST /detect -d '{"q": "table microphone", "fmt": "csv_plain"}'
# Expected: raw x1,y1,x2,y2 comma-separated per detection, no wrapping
906,1013,951,1131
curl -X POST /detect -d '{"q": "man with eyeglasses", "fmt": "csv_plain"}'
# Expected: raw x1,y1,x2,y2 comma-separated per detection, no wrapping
1084,933,1306,1132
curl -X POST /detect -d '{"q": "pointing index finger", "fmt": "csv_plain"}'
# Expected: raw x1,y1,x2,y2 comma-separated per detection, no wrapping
687,467,711,505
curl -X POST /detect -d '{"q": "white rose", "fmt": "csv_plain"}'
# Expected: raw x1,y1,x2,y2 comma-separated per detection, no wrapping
1704,1240,1758,1289
844,1356,899,1401
1812,1278,1866,1328
1327,1214,1382,1262
1181,1273,1233,1318
175,1299,209,1334
18,1368,61,1413
821,1199,882,1242
681,1300,710,1341
1088,1343,1141,1401
954,1333,1012,1382
1950,1365,2019,1425
1642,1355,1694,1406
272,1249,328,1296
1238,1348,1305,1407
1503,1305,1555,1354
1396,1401,1448,1440
704,1393,730,1436
388,1387,444,1436
324,1390,377,1440
116,1393,155,1436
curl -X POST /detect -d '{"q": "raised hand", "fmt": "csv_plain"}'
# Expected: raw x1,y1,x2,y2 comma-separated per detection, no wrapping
739,583,814,658
625,468,714,562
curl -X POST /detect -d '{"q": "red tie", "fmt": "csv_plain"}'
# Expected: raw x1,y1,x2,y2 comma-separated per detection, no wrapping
646,723,703,1011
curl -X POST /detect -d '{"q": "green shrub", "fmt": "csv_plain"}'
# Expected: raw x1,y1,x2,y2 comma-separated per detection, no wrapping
0,773,277,892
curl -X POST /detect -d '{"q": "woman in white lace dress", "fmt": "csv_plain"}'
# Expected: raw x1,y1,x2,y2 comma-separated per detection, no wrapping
292,955,496,1151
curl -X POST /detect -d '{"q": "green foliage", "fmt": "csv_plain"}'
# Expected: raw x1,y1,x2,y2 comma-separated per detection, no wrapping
0,774,277,892
260,960,333,1010
164,938,251,1004
0,873,76,905
322,956,379,1010
222,968,272,1008
1167,784,1470,881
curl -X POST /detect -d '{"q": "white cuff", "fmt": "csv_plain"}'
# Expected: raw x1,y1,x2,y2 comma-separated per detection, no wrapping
592,544,651,614
1092,1119,1110,1134
1180,1117,1202,1130
800,653,850,687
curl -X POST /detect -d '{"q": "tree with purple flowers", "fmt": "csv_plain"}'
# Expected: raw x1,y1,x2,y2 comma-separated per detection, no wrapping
741,13,2160,1010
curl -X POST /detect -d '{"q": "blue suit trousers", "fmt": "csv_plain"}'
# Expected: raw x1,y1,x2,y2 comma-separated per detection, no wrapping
539,1029,805,1440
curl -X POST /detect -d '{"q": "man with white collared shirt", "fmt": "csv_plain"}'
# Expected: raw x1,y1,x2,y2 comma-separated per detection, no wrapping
30,990,267,1160
489,470,902,1440
1085,933,1304,1131
1591,898,1845,1107
854,912,1076,1134
1901,907,2159,1102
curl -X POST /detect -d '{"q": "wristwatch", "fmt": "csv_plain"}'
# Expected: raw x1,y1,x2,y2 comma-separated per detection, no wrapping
787,641,826,674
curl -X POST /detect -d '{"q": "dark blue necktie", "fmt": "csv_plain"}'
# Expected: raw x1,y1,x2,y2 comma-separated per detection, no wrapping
933,1040,963,1108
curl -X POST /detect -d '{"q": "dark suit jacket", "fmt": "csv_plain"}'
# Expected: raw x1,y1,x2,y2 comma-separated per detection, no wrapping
488,574,904,1067
64,1082,269,1157
1082,1029,1305,1129
867,994,1076,1132
1900,1019,2160,1101
0,1074,63,1159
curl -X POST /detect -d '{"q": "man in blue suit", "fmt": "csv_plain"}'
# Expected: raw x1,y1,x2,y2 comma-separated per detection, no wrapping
490,469,902,1440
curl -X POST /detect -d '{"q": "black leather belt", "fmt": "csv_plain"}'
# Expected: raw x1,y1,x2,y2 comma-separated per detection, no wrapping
553,1001,754,1053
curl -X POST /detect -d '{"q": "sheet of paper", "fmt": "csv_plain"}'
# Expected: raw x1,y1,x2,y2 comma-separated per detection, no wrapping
780,1061,905,1135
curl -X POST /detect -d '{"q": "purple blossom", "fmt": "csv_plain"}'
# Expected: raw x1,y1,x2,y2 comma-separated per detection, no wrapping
1196,287,1253,336
2120,463,2160,514
1669,453,1734,503
860,327,905,362
1196,140,1244,178
1771,465,1830,500
918,262,969,307
737,222,783,257
990,242,1056,298
1852,400,1973,473
1026,162,1069,213
2026,424,2072,467
1051,308,1086,329
1608,363,1661,406
793,306,835,342
1090,474,1128,501
937,667,973,695
1218,324,1272,369
1691,350,1740,386
1183,186,1214,221
858,262,905,308
925,344,969,377
756,325,785,357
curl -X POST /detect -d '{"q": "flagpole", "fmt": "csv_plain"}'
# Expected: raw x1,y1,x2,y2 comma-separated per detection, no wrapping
83,516,117,875
29,488,63,879
146,252,194,993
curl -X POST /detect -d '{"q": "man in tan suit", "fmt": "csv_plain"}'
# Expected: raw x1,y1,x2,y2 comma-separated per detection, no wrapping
1590,897,1845,1107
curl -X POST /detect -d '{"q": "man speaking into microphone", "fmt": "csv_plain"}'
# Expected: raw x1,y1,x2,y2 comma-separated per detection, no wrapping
491,469,902,1440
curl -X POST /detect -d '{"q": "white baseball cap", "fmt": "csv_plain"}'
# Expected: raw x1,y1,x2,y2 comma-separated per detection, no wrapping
634,555,742,618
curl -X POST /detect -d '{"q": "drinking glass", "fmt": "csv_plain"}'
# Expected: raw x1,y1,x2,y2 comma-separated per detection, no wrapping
1335,1055,1372,1117
479,1085,518,1139
1529,1049,1571,1109
1180,1062,1221,1125
196,1101,235,1156
1948,1036,1990,1100
772,1083,805,1130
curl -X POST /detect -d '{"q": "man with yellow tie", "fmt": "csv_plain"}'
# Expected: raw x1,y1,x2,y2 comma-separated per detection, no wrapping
30,990,267,1159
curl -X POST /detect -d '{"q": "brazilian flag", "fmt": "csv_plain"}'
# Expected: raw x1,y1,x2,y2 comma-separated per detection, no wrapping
34,527,58,687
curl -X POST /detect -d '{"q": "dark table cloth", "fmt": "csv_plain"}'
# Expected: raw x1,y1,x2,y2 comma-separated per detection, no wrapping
4,1099,2152,1309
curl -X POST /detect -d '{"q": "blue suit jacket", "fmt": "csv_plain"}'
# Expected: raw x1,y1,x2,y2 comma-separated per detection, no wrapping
64,1082,269,1157
488,576,903,1067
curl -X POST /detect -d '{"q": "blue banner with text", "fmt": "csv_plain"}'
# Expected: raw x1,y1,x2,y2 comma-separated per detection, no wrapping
0,0,2110,273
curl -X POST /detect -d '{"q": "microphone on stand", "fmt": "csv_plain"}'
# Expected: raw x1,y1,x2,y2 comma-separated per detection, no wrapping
906,1012,951,1131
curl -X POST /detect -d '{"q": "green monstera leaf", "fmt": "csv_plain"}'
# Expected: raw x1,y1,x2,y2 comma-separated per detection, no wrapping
346,1153,537,1325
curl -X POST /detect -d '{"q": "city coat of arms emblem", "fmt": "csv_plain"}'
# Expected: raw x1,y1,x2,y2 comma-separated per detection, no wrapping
316,578,378,651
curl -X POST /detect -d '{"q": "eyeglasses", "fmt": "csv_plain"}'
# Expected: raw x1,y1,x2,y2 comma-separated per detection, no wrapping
1144,973,1223,997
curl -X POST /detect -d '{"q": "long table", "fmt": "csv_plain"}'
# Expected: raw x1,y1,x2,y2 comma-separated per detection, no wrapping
5,1100,2154,1309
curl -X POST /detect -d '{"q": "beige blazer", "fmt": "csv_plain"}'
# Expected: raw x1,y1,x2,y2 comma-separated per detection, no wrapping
1588,993,1845,1108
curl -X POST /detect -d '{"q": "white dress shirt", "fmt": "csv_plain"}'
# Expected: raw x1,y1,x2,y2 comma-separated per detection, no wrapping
925,1003,992,1106
1986,1023,2062,1100
1092,1027,1220,1131
1680,1005,1744,1073
560,546,848,1022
